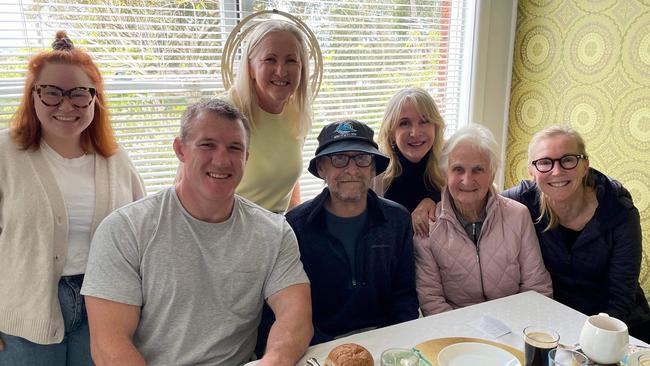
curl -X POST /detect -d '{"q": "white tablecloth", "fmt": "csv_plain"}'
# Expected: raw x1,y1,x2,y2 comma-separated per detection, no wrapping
245,291,648,365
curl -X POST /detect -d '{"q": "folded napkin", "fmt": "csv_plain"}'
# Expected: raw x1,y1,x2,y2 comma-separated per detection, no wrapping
467,315,512,339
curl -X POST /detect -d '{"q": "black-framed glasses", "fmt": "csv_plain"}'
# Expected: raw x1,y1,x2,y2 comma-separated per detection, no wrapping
531,154,586,173
33,84,97,108
327,153,373,168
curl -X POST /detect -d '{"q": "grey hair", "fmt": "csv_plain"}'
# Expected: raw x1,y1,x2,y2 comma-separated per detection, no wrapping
179,98,251,144
440,124,500,176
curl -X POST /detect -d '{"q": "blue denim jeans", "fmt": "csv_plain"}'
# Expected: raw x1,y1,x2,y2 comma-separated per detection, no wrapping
0,275,94,366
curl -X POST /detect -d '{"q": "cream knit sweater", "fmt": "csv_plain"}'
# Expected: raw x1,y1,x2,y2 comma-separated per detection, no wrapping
0,129,145,344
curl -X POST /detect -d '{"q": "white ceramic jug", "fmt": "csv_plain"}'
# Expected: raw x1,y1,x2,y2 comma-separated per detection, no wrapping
579,313,629,364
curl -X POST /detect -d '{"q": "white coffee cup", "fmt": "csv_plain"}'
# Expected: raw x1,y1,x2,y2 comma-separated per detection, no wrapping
579,312,629,364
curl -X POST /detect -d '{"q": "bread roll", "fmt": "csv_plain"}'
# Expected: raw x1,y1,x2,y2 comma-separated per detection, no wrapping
324,343,373,366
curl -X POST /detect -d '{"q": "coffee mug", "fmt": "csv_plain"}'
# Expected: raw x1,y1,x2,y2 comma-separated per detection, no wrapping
579,312,629,364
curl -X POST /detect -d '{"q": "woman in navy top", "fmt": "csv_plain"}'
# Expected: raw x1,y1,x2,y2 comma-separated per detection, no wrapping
503,125,650,342
374,88,446,236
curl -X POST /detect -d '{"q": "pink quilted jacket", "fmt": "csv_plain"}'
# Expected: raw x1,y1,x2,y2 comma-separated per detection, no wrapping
414,187,552,316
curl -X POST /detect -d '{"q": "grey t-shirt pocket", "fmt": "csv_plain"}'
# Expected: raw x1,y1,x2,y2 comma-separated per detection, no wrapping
226,271,264,319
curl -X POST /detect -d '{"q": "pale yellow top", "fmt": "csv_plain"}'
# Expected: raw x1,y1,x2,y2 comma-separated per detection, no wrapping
236,105,303,213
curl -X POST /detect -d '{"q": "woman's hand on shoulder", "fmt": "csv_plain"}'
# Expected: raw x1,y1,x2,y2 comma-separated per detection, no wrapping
412,197,437,237
288,183,301,210
0,334,4,352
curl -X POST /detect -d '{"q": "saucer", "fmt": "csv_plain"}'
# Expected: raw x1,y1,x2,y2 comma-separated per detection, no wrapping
415,337,524,366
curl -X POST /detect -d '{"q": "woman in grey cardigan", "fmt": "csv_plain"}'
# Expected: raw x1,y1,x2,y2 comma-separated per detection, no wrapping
0,31,144,365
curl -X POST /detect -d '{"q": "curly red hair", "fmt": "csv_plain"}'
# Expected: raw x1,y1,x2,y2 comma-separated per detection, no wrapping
10,31,117,157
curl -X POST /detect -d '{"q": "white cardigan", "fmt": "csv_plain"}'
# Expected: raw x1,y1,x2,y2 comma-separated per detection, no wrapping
0,129,145,344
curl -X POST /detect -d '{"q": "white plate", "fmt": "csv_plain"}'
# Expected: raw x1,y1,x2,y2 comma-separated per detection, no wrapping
437,342,521,366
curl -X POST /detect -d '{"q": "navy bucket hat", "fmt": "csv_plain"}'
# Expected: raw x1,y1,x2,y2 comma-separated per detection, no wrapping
308,120,389,179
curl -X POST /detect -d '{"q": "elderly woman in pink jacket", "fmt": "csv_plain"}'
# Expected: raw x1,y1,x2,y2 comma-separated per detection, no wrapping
414,124,552,316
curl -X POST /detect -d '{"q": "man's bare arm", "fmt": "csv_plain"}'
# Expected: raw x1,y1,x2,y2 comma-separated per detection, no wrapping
85,296,146,366
259,283,312,366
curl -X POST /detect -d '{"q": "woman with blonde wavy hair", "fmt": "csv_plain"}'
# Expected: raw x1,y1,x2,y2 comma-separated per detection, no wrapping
227,19,312,213
503,125,650,342
375,88,445,236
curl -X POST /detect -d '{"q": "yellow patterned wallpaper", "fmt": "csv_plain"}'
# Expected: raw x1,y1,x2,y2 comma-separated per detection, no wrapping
506,0,650,299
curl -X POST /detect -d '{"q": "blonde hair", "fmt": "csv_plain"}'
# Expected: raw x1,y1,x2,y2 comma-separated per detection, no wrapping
378,88,445,191
227,19,311,137
528,125,594,231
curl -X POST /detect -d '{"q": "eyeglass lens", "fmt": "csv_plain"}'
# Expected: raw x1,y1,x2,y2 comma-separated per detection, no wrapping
36,85,95,108
534,155,581,172
330,154,373,168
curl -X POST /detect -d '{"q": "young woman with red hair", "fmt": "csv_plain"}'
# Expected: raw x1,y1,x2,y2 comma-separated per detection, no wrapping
0,31,145,365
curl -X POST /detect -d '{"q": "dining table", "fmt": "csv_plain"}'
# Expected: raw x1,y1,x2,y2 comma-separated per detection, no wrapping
244,290,649,365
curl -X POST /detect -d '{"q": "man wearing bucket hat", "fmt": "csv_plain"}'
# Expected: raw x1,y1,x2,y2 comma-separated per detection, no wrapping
287,120,419,344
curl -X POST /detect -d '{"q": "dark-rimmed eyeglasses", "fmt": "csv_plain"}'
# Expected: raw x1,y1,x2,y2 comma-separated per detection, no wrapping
327,153,373,168
531,154,586,173
33,85,97,108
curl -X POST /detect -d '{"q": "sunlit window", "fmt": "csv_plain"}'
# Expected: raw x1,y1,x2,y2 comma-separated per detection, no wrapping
0,0,474,199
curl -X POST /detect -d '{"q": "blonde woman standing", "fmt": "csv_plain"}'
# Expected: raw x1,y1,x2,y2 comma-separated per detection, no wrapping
227,19,312,213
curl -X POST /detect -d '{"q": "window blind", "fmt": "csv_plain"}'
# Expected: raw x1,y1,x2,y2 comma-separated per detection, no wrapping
0,0,474,200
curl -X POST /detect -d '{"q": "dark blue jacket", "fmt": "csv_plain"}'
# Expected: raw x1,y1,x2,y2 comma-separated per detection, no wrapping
286,188,419,344
503,169,650,327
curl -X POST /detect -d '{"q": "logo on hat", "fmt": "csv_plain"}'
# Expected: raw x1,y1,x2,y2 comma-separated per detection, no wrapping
334,122,357,138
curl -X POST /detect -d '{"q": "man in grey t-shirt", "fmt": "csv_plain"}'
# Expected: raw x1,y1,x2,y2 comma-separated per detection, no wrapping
81,99,312,366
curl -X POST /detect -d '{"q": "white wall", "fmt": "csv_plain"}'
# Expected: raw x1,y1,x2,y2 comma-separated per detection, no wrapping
468,0,518,189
